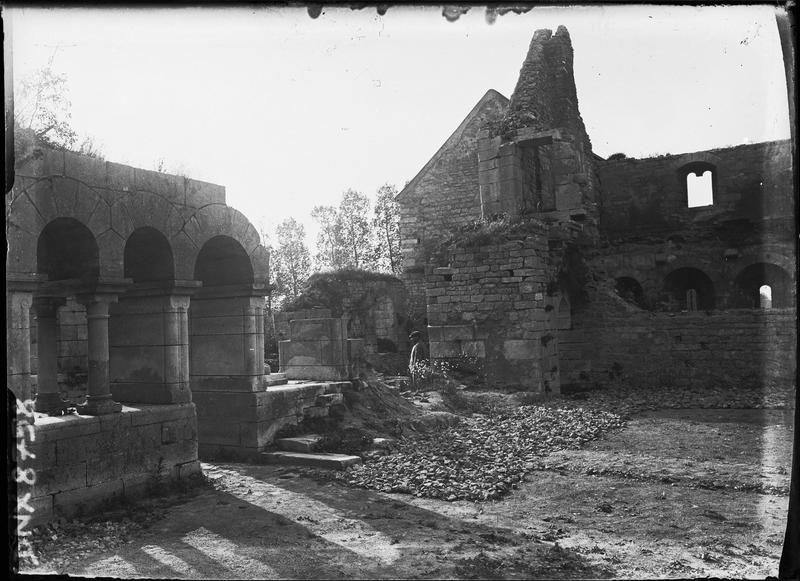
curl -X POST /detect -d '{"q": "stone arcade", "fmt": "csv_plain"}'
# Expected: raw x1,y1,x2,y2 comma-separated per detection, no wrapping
6,141,283,524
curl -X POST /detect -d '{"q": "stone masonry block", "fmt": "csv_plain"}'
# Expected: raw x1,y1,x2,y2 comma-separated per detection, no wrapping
503,339,538,360
461,340,486,358
53,479,124,519
443,325,475,341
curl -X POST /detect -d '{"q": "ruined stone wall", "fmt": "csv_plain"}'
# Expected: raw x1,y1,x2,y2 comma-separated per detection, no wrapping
398,91,509,320
561,304,797,390
277,276,408,355
598,140,794,236
426,225,562,392
25,404,199,526
592,239,796,311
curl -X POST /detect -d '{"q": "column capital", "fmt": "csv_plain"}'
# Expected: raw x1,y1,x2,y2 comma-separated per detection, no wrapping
6,273,46,294
33,296,67,317
75,293,120,309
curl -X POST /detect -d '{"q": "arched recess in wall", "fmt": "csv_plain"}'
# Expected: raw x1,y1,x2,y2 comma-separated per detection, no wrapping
614,276,645,308
556,295,571,330
733,263,793,308
194,235,254,287
679,162,716,208
189,235,261,390
124,227,175,283
663,267,715,311
37,218,100,282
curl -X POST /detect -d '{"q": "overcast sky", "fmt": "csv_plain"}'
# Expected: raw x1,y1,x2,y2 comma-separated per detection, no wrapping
8,5,791,245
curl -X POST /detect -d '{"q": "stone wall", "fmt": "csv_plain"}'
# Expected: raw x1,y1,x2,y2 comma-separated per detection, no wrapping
598,140,794,236
397,90,509,319
193,381,347,459
277,275,408,355
21,403,199,526
57,298,88,396
278,317,365,381
425,226,563,392
561,302,797,389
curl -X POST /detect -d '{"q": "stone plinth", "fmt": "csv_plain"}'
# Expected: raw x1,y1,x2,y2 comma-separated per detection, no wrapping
278,317,365,381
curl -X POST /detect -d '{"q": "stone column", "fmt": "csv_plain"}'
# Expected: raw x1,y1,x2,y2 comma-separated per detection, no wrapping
34,297,66,414
163,294,192,401
7,275,43,408
6,290,34,404
77,294,122,415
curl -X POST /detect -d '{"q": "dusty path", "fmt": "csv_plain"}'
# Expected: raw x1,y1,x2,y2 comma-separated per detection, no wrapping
22,407,792,579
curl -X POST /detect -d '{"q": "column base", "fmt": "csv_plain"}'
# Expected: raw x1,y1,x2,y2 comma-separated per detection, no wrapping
35,392,70,415
77,395,123,415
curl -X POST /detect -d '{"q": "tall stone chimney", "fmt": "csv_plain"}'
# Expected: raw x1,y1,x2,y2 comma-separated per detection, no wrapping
477,26,599,237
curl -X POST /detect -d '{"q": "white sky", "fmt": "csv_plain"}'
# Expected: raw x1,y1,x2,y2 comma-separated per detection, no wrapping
7,5,791,246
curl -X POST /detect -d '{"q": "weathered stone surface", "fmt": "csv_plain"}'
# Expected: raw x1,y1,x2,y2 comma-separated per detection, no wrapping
260,451,362,470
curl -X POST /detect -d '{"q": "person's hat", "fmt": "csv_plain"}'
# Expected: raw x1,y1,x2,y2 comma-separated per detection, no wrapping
408,331,421,340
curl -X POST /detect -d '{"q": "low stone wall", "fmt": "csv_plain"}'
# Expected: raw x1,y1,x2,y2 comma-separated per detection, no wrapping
560,307,797,389
193,381,348,460
20,403,199,526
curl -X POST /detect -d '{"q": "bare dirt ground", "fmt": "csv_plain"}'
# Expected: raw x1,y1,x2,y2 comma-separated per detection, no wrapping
20,396,793,579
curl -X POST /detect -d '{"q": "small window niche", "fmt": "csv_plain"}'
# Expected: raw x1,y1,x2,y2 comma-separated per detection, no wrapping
682,162,716,208
759,284,772,309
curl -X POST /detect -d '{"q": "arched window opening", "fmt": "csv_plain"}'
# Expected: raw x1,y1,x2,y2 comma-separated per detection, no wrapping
680,162,716,208
759,285,772,309
734,263,792,309
687,170,713,208
615,277,645,308
37,218,100,282
124,227,174,283
194,235,254,287
556,295,571,330
663,267,715,311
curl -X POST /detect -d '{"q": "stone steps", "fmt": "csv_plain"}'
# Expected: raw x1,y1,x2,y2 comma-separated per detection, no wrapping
263,373,289,387
275,434,324,453
260,451,361,470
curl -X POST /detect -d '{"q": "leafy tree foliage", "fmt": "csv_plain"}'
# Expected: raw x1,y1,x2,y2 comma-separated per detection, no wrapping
337,189,374,270
312,186,401,274
311,204,346,271
271,218,312,308
14,54,104,158
372,183,402,274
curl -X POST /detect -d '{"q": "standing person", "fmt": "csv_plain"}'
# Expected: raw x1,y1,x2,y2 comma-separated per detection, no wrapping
408,331,426,392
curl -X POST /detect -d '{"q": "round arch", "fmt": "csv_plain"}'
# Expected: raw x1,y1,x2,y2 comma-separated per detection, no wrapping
733,262,793,308
124,227,175,283
194,235,254,287
37,218,100,282
663,267,715,311
614,276,645,307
